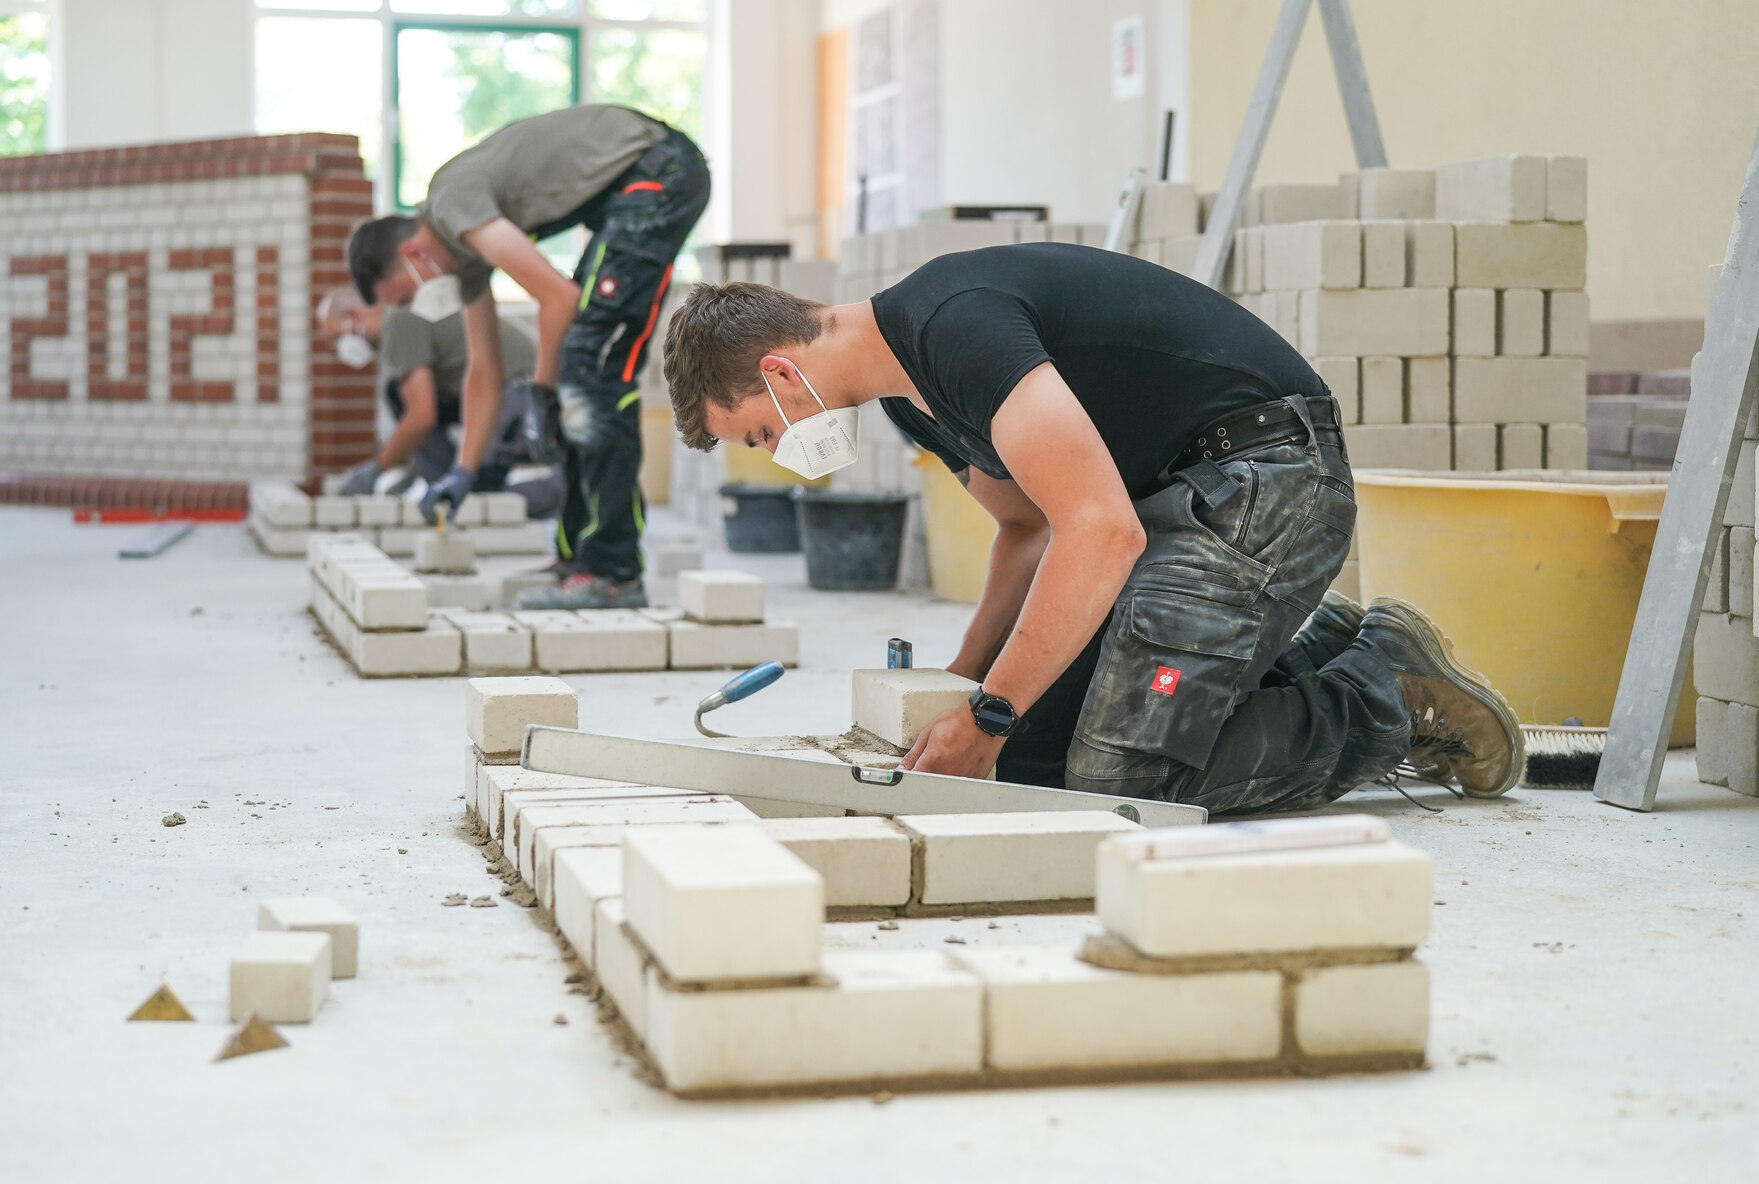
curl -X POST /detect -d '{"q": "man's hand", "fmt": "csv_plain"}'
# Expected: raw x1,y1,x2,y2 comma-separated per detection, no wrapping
518,378,562,464
338,458,380,496
420,464,474,525
902,706,1006,779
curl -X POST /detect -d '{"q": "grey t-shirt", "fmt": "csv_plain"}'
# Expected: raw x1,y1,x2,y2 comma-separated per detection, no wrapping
378,307,536,419
420,104,667,300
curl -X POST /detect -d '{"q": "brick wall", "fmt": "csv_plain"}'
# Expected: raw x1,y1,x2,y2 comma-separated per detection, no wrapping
0,134,376,486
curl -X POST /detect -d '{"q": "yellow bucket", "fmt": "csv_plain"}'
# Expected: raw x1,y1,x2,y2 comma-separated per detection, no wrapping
916,450,996,603
1355,469,1692,746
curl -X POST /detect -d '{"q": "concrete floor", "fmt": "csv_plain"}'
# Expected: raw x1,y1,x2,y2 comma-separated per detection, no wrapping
4,504,1757,1182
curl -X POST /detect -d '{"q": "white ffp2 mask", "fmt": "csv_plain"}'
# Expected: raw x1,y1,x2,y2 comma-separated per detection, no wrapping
335,332,375,369
761,360,859,479
405,258,463,322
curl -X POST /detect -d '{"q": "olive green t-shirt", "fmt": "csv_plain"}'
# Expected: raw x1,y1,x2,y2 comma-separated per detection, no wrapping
378,307,536,420
420,104,666,300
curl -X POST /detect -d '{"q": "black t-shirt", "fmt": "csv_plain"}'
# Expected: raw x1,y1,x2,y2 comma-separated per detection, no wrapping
873,242,1324,498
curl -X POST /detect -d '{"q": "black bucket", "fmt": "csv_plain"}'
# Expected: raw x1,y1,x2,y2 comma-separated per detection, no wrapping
793,489,909,590
720,483,801,553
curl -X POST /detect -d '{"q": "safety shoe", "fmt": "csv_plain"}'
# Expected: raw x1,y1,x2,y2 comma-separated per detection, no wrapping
1359,597,1524,798
511,573,649,611
1292,588,1366,668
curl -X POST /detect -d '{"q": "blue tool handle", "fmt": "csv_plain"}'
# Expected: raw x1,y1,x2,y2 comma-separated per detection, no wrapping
719,661,784,704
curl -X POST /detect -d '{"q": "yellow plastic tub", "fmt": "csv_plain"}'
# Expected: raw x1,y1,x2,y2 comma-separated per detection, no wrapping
916,449,997,603
1355,469,1692,746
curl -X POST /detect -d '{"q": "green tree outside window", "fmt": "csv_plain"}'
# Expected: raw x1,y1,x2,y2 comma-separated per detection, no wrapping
0,13,49,157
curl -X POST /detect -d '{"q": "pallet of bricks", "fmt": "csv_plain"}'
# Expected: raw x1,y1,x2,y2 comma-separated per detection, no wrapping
308,535,797,678
463,678,1433,1095
250,481,548,557
1125,155,1590,597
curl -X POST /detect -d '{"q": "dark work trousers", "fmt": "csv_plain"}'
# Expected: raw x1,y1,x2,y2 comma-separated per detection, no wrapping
998,395,1412,816
554,126,711,581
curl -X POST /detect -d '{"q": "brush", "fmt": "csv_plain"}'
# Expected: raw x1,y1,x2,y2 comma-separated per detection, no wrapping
1520,723,1607,789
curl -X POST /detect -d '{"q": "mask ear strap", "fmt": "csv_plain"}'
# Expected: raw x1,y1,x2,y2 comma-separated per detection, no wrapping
779,357,831,414
760,369,794,428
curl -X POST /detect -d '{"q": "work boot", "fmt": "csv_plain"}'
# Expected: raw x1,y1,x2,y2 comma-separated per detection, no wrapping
512,572,648,611
1358,597,1524,798
1292,588,1366,669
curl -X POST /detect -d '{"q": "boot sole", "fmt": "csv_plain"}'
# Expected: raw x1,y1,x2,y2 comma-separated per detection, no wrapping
1370,596,1526,797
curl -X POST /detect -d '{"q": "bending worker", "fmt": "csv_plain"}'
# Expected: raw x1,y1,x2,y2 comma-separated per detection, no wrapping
347,103,709,609
319,287,557,514
660,242,1525,815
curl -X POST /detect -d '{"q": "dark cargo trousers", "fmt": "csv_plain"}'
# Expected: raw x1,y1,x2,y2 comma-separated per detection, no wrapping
555,126,710,581
999,395,1413,816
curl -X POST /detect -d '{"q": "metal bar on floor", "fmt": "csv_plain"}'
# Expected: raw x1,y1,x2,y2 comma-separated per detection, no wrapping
522,728,1207,828
1595,123,1759,810
118,520,194,559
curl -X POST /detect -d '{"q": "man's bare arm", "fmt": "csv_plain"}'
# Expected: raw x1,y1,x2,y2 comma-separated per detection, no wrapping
947,469,1049,682
461,216,580,389
377,364,438,469
456,291,504,471
904,362,1144,777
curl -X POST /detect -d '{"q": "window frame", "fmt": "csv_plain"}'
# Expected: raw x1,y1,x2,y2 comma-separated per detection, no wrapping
388,17,582,212
0,0,61,153
252,0,711,214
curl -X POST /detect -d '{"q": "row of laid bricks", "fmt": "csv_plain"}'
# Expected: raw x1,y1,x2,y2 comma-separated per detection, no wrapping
0,473,251,510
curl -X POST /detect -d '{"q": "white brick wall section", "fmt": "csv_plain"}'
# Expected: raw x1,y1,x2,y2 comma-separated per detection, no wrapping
621,823,825,983
229,930,332,1023
1546,155,1588,223
1259,221,1361,291
898,811,1141,904
1095,837,1432,957
644,949,984,1092
464,675,579,756
756,816,913,907
1435,154,1547,222
525,798,757,907
551,846,625,965
951,946,1283,1070
1297,289,1450,358
593,897,651,1037
666,620,799,669
1294,960,1430,1057
1453,222,1587,290
257,897,359,979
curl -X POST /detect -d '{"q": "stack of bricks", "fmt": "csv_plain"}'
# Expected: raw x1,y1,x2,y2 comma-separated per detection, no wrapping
250,481,547,558
1586,369,1691,470
308,533,464,677
833,218,1108,304
695,244,836,303
1216,156,1590,477
1694,283,1759,796
0,133,378,491
662,569,800,670
543,805,1429,1095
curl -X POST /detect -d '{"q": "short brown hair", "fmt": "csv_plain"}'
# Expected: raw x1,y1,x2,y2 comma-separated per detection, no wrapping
663,282,826,451
346,214,416,303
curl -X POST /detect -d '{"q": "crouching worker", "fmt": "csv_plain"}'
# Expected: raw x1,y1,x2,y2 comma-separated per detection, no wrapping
318,287,561,515
345,103,710,609
660,243,1525,815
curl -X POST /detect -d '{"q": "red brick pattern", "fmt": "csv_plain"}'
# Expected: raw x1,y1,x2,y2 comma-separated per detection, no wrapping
307,173,377,474
0,473,248,512
167,246,236,404
9,255,69,400
0,133,362,193
256,245,280,403
86,251,149,401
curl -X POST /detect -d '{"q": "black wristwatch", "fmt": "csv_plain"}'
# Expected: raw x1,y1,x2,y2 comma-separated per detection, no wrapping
968,687,1023,738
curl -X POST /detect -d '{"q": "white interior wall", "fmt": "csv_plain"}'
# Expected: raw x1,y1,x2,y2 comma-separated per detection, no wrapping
61,0,253,150
716,0,819,252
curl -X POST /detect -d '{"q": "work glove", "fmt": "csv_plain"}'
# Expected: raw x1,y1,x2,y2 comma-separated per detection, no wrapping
420,464,474,525
338,457,381,497
520,379,563,465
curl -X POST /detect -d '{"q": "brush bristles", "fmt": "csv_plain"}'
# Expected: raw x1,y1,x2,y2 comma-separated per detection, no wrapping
1519,726,1607,788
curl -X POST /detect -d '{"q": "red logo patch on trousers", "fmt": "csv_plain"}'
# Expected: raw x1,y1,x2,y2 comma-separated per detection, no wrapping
1151,666,1181,696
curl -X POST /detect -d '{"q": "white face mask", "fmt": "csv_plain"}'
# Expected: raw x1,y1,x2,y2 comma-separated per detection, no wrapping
405,258,463,323
335,332,375,369
761,359,859,479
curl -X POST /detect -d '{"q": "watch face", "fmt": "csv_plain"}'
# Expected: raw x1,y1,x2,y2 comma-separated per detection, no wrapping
972,694,1016,736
